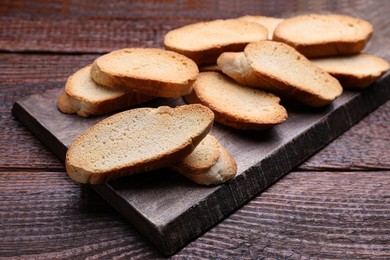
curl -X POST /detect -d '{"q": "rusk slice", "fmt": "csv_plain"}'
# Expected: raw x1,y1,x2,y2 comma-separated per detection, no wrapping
273,14,373,58
172,137,237,186
91,48,199,98
218,41,343,107
236,15,284,39
185,72,287,130
311,53,390,89
164,19,268,65
66,104,214,184
170,134,221,175
57,65,154,117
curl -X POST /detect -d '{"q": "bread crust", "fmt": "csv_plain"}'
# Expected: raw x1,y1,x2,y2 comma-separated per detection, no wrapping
273,14,373,58
91,48,199,98
164,19,268,65
65,104,214,184
185,72,288,130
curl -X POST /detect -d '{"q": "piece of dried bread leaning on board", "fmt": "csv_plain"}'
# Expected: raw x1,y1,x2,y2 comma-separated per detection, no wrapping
57,65,155,117
66,104,217,184
217,41,343,107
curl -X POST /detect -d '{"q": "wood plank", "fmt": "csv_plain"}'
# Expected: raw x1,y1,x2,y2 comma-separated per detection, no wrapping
0,170,161,258
1,0,389,54
11,71,390,255
0,0,289,19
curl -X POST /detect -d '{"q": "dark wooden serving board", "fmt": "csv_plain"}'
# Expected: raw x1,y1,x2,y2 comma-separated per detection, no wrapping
12,74,390,255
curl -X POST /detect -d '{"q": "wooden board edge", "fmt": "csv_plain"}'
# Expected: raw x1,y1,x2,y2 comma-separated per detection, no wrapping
138,74,390,255
12,101,68,161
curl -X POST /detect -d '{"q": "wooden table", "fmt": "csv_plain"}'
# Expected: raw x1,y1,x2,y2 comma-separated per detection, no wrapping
1,0,389,258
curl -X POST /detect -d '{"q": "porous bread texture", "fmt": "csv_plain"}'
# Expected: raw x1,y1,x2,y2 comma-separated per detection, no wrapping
236,15,284,39
273,14,373,58
91,48,199,98
311,53,390,89
218,41,343,107
66,104,214,184
170,134,221,174
185,71,288,130
57,65,154,117
174,142,237,186
164,19,268,65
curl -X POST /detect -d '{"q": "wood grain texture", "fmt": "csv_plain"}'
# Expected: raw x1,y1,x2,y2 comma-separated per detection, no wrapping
1,170,388,258
0,54,97,169
300,100,390,170
178,171,390,259
1,0,389,54
1,0,390,258
0,170,161,259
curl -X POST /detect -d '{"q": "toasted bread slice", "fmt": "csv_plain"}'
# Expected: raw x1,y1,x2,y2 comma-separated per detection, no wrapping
164,19,268,65
172,138,237,186
57,65,155,117
311,53,390,89
91,48,199,98
236,15,284,39
66,104,214,184
185,72,287,130
273,14,373,58
170,134,221,175
217,41,343,107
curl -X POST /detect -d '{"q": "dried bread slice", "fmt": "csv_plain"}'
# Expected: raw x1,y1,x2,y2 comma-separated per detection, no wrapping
91,48,199,98
164,19,268,65
185,72,287,130
273,14,373,58
217,41,343,107
57,65,154,117
236,15,284,39
170,134,221,175
171,135,237,186
66,104,214,184
311,53,390,89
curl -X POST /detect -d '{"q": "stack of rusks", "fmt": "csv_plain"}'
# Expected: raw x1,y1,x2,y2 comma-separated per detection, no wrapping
59,14,389,185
